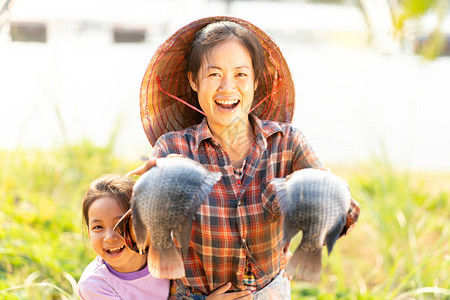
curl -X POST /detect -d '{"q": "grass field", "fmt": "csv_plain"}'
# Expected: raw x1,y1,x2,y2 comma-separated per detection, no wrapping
0,143,449,299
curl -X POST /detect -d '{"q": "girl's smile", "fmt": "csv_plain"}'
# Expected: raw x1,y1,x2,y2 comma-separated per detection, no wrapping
88,197,146,273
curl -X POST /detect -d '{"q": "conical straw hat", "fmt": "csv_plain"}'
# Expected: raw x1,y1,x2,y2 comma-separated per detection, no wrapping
140,16,295,146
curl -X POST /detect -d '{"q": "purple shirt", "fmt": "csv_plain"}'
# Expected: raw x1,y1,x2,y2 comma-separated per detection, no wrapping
78,256,170,299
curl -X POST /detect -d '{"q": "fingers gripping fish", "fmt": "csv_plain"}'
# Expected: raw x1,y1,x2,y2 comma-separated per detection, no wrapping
131,157,221,279
271,168,351,282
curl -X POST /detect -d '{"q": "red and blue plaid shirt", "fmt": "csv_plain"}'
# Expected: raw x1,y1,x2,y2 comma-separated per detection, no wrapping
150,114,359,295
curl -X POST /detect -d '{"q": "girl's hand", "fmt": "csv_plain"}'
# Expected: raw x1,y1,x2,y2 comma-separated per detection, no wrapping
206,283,253,299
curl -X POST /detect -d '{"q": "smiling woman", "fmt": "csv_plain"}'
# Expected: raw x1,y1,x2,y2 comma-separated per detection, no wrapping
127,16,360,299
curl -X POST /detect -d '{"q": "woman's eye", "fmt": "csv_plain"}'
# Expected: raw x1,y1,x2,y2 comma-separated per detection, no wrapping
91,225,102,230
237,73,247,77
208,73,219,77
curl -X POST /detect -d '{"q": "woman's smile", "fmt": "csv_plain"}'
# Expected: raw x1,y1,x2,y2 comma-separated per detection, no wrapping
214,98,240,111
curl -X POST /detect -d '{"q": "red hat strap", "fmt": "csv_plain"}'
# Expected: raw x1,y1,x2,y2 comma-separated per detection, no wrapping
249,71,279,114
249,91,276,113
156,76,207,116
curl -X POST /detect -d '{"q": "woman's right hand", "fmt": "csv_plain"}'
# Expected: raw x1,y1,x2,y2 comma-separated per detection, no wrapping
206,283,253,299
126,157,157,177
126,154,187,177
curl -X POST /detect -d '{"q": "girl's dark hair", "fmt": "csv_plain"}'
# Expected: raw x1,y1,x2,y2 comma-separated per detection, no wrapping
186,21,265,84
82,174,134,228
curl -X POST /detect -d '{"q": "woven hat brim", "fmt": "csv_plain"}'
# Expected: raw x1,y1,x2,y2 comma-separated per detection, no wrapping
140,16,295,146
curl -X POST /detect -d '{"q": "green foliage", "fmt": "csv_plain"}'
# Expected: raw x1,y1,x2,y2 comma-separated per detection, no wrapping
399,0,440,18
394,0,448,60
1,144,449,299
0,142,135,299
290,159,450,299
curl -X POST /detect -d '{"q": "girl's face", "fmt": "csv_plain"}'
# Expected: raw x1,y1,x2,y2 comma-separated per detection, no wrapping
188,38,258,133
88,197,146,273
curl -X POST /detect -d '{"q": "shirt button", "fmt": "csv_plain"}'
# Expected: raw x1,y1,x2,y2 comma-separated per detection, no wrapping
242,238,246,244
237,200,241,206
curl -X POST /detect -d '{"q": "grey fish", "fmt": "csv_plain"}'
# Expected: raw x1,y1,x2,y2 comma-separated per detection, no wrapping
271,168,351,282
131,157,221,279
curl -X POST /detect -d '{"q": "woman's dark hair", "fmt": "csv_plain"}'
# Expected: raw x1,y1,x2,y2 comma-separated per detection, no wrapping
186,21,265,84
82,174,134,228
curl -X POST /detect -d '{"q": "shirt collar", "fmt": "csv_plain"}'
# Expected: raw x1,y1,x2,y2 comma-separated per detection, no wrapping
194,114,286,151
194,117,214,150
249,113,285,140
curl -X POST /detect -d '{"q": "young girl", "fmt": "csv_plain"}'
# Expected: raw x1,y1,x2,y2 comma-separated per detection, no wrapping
78,174,170,299
79,174,252,300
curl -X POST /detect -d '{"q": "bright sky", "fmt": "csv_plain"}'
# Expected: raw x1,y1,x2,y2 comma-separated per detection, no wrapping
1,0,450,171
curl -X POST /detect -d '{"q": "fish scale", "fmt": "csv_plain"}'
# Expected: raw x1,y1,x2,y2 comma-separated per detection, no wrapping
131,157,221,279
271,168,350,282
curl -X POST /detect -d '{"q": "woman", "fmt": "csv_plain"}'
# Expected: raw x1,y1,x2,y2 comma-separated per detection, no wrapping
120,16,359,299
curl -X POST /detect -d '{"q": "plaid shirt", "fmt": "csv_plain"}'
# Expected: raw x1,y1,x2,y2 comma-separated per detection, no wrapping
151,114,359,295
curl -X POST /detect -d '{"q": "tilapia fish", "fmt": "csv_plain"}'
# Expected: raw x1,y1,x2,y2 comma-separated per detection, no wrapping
271,168,351,282
131,157,221,279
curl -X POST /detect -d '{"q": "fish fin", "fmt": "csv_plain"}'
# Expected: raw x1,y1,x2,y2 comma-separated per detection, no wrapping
288,245,322,282
270,178,288,213
147,244,185,279
173,218,194,256
271,177,297,245
282,216,300,246
131,204,149,254
192,171,222,208
325,215,346,256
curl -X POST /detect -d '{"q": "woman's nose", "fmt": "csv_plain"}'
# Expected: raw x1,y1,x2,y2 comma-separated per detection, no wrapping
218,75,235,92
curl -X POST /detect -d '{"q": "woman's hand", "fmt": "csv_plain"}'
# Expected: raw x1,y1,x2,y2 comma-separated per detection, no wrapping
126,157,157,177
206,283,253,299
126,154,187,177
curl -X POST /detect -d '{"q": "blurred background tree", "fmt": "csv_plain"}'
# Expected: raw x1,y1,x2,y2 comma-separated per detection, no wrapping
394,0,449,59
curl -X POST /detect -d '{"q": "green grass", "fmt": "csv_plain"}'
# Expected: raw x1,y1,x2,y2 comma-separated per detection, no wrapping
290,160,450,299
0,142,135,299
0,144,449,299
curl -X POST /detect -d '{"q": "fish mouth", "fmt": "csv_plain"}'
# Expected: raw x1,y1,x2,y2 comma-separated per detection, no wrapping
214,99,240,111
105,245,125,256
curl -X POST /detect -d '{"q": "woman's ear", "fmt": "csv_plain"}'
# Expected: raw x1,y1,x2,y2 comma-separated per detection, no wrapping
187,71,198,92
254,79,258,91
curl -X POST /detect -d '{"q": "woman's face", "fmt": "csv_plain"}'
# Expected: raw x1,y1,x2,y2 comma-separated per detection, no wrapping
188,38,258,133
88,197,146,273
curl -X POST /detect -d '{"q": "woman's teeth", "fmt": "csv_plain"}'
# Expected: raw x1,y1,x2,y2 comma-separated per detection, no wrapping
216,99,239,105
215,99,239,109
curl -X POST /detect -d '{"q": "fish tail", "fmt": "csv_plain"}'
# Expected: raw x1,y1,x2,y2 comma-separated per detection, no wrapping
288,245,322,282
147,243,185,279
